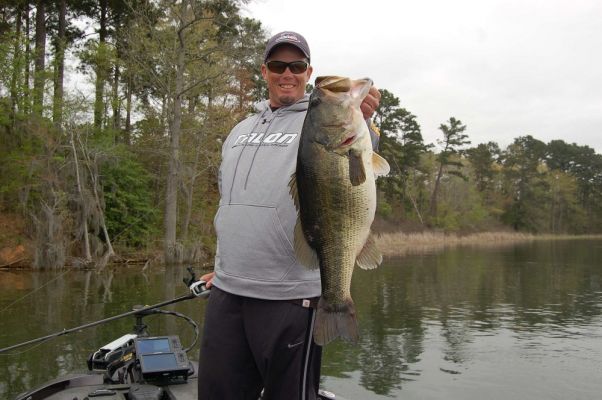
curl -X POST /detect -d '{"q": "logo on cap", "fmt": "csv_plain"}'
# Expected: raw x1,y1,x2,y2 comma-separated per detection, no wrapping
277,33,300,43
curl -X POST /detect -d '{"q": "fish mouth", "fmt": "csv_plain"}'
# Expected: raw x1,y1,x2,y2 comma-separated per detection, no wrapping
322,123,346,129
338,133,357,148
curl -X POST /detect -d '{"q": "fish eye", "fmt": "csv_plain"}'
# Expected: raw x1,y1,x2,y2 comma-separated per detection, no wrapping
310,96,322,107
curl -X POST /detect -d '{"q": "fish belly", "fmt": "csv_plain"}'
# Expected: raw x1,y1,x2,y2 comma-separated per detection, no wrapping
297,142,376,344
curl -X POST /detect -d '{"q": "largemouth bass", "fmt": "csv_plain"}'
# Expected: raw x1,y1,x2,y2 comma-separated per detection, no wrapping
289,76,390,346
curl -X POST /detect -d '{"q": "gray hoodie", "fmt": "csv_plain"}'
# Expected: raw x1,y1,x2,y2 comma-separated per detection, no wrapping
212,94,321,300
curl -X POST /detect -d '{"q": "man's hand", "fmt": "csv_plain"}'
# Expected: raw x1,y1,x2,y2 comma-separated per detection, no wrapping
200,271,215,288
360,85,381,120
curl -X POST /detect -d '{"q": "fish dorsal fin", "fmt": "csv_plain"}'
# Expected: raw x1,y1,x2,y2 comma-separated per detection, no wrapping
372,152,390,177
288,172,300,210
294,218,320,270
349,151,366,186
355,232,382,270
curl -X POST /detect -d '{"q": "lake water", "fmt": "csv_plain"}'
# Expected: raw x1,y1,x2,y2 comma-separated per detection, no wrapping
1,239,601,399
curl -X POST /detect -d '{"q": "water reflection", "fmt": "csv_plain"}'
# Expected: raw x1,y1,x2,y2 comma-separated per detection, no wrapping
0,266,208,399
322,239,602,399
1,239,602,399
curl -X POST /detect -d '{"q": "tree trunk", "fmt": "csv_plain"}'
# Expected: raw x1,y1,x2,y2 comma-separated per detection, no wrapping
33,196,66,269
164,61,184,264
181,152,201,243
33,0,45,115
70,129,92,261
161,95,167,128
94,0,108,129
181,91,210,241
124,74,132,144
91,159,115,258
9,4,22,129
52,0,66,127
112,64,120,131
77,136,115,258
429,162,444,218
23,3,31,115
407,172,425,226
164,8,187,265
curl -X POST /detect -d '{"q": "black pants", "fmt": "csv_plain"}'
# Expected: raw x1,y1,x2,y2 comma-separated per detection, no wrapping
197,287,322,400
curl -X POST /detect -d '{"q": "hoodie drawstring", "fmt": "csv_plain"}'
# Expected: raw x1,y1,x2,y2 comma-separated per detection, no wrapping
228,108,269,204
243,109,281,190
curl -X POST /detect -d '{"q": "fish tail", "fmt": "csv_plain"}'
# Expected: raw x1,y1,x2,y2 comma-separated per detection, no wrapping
313,297,359,346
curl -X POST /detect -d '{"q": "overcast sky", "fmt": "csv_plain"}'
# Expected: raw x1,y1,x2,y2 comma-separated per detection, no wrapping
242,0,602,153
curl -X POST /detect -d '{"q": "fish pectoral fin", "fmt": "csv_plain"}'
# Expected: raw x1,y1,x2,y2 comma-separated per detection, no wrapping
349,151,366,186
372,152,391,177
294,218,320,269
355,232,383,270
288,172,300,210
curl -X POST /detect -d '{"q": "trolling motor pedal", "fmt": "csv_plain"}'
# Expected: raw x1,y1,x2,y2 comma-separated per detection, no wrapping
88,333,138,371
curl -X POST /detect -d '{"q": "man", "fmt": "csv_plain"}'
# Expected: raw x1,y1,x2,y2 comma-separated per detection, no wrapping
197,31,381,400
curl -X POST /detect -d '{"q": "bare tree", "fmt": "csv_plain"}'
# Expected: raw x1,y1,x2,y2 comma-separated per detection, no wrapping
69,128,92,262
77,134,115,259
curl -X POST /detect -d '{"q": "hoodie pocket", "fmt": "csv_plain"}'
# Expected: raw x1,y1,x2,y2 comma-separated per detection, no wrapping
214,204,297,281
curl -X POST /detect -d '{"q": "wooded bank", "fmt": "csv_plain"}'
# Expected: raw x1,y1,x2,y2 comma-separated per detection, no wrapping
1,1,601,269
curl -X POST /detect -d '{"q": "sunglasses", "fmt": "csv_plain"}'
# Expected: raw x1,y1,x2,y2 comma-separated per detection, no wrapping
265,60,309,74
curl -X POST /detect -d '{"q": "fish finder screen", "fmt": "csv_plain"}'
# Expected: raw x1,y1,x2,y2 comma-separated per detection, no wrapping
141,353,178,371
137,338,171,354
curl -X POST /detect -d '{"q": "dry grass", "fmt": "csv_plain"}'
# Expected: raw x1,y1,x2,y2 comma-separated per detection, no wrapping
377,231,602,257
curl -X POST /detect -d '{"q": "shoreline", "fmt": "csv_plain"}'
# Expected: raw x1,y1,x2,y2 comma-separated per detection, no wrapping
377,231,602,257
3,232,602,269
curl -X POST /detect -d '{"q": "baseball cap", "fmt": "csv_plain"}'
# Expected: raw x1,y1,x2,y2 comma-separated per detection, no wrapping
263,31,311,63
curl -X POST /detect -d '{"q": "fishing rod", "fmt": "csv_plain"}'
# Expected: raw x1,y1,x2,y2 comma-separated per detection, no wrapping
0,270,209,355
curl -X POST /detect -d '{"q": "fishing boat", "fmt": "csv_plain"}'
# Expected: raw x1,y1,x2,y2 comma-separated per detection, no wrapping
3,270,346,400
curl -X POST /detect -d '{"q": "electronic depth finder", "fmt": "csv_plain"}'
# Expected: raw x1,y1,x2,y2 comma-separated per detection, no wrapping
134,336,190,383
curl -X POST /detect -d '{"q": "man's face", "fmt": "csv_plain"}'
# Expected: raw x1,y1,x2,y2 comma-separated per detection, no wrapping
261,45,313,108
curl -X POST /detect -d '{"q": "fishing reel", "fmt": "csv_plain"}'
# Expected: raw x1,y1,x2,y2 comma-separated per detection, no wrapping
185,266,209,297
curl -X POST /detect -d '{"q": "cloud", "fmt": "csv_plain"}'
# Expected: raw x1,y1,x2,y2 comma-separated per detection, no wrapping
244,0,602,152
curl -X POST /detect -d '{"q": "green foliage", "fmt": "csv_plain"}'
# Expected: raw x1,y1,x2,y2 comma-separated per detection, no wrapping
545,140,602,230
428,117,471,221
435,117,470,175
428,171,489,230
466,141,500,193
374,89,428,222
377,199,393,218
545,171,586,233
2,0,602,268
102,147,158,248
375,89,428,175
501,135,548,232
